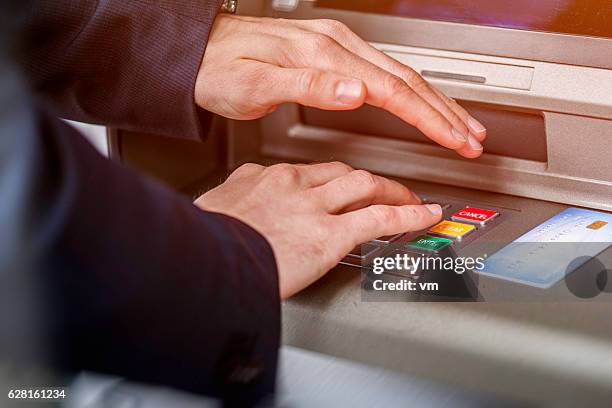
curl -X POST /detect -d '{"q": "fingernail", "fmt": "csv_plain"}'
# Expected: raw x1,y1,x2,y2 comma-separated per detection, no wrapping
451,127,467,143
467,116,486,134
468,134,483,150
412,191,422,204
425,204,442,216
335,79,363,105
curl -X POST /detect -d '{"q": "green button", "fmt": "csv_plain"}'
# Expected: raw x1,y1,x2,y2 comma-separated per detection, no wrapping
407,235,453,252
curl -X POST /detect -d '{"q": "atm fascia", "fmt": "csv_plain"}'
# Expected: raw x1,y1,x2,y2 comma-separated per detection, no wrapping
221,3,612,404
106,2,612,404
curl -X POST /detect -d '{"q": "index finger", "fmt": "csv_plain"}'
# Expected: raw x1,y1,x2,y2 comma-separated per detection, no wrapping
339,204,442,248
274,32,469,151
312,169,421,213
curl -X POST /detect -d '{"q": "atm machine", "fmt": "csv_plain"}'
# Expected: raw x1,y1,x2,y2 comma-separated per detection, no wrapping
109,0,612,406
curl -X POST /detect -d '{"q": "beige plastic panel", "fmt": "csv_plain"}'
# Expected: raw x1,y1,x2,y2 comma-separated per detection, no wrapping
382,50,534,90
373,43,612,120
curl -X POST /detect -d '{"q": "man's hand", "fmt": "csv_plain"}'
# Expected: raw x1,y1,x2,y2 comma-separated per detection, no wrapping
195,162,442,299
196,15,486,158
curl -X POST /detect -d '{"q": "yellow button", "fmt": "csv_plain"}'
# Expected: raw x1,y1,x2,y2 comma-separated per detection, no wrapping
428,220,475,241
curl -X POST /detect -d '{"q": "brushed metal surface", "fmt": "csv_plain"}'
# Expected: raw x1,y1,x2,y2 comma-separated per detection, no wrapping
280,179,612,407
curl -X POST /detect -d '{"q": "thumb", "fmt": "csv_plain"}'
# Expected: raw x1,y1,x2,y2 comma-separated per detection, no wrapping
266,66,366,110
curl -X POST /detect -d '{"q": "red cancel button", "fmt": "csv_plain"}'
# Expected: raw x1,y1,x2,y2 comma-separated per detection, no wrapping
451,207,499,225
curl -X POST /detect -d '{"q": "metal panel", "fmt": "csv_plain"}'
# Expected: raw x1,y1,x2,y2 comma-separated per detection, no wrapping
254,0,612,70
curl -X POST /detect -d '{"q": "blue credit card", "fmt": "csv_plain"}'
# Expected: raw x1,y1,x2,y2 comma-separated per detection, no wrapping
475,207,612,288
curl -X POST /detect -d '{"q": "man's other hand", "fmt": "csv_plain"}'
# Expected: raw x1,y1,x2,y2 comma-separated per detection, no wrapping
194,162,442,299
195,15,486,158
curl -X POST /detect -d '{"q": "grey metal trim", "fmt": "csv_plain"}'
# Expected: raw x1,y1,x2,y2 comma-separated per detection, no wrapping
421,70,486,84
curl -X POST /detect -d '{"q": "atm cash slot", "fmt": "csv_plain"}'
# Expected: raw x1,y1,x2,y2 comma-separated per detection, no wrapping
299,102,547,163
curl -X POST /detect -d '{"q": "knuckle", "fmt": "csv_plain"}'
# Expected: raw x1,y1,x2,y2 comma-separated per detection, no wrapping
232,162,263,178
331,161,353,173
385,75,407,95
405,206,423,223
308,32,336,53
351,170,378,194
381,75,413,109
276,38,300,66
267,163,301,184
237,162,262,173
243,65,269,89
404,69,429,91
297,69,320,96
231,65,271,115
373,206,398,226
318,19,349,36
268,163,293,174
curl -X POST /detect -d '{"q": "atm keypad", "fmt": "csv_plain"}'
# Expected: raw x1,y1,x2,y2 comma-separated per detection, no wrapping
340,195,513,267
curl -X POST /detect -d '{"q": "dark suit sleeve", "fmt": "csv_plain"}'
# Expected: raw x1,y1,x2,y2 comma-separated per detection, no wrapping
13,0,222,140
0,58,280,404
51,121,280,403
